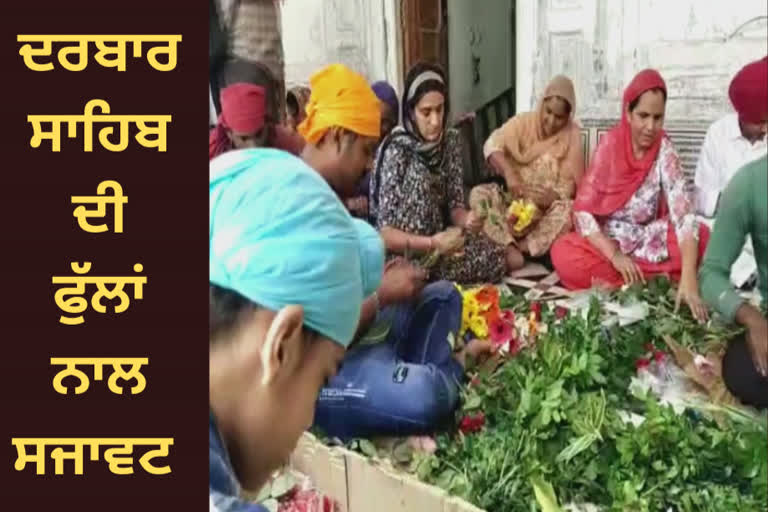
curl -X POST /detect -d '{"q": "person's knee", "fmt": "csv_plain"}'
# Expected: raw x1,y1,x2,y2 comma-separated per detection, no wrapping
550,236,569,269
401,379,458,426
423,280,461,304
505,246,525,271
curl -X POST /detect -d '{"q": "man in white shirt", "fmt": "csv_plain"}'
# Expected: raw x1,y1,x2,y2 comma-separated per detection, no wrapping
695,56,767,288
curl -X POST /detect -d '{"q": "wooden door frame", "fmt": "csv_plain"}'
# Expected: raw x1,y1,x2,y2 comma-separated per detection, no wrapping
399,0,450,79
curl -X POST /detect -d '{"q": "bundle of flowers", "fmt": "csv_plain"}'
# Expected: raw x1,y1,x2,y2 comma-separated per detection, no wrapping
457,284,548,357
507,199,539,233
253,472,338,512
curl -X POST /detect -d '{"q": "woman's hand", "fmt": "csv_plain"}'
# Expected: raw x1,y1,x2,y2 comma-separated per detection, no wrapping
345,196,368,216
378,260,427,305
526,185,559,209
431,227,464,256
675,272,708,323
505,174,524,198
611,252,645,285
464,210,485,233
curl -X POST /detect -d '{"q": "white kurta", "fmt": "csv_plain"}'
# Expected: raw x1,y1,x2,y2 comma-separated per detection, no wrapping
695,113,767,287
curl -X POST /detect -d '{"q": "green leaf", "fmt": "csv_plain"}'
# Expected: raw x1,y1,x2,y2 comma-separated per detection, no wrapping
261,498,279,512
269,473,296,498
518,389,532,416
254,482,273,503
358,439,377,458
530,476,563,512
393,440,414,464
464,394,483,411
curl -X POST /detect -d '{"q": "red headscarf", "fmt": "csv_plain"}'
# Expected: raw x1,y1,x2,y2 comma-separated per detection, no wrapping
574,69,667,216
729,56,768,124
209,83,267,160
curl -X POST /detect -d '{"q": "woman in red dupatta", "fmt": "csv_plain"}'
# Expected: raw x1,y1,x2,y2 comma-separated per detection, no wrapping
551,69,709,321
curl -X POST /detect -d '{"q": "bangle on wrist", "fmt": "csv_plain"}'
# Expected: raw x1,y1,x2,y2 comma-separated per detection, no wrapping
428,237,434,252
372,291,381,313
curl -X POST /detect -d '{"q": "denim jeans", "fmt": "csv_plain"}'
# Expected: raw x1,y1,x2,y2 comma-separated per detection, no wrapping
313,281,464,439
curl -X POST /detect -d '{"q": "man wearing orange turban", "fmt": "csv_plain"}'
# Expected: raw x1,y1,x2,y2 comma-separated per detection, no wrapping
298,64,382,198
694,56,767,288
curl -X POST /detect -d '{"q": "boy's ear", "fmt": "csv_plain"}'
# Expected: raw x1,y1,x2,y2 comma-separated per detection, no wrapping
259,305,305,386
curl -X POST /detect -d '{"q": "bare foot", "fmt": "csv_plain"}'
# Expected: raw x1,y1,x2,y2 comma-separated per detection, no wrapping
466,338,494,358
407,435,437,454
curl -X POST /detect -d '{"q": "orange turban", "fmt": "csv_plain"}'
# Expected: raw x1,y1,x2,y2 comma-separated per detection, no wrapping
298,64,381,144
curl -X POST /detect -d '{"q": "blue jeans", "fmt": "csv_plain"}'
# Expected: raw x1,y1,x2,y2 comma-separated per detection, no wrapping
313,281,464,439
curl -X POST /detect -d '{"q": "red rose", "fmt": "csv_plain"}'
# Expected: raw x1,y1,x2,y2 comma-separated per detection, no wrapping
555,306,568,319
530,302,542,321
500,310,515,324
635,358,651,371
459,412,486,434
508,337,521,356
654,350,666,363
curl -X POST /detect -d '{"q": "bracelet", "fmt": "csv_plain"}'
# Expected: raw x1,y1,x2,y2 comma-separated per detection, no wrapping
428,237,434,252
372,291,380,313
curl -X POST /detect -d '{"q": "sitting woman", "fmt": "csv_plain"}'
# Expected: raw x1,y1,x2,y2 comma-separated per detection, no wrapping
369,62,512,284
209,83,305,160
551,69,709,321
472,75,584,260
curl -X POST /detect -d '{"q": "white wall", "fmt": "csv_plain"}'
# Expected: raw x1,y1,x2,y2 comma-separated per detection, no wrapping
281,0,402,93
447,0,515,117
516,0,768,124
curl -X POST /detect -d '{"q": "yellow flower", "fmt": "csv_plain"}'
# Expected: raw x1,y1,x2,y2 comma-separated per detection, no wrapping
528,311,539,337
470,314,489,339
463,294,480,318
507,200,538,232
460,307,471,336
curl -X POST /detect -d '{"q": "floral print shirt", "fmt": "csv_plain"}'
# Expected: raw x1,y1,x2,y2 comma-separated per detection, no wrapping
575,137,699,263
371,128,465,235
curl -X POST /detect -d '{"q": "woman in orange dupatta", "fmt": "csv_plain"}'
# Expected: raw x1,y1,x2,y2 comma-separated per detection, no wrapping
470,75,584,263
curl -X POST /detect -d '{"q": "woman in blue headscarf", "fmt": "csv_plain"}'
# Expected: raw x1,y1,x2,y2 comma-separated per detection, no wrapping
209,148,384,511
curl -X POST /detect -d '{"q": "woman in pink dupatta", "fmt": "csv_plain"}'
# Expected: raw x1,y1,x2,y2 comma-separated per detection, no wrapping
551,69,709,322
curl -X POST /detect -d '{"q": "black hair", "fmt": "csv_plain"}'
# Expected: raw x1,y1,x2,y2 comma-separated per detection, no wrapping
210,284,259,345
286,94,299,117
210,284,321,348
403,61,449,124
722,331,768,409
628,87,667,112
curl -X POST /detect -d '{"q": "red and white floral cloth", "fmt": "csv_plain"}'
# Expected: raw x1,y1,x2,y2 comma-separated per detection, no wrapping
574,137,698,263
